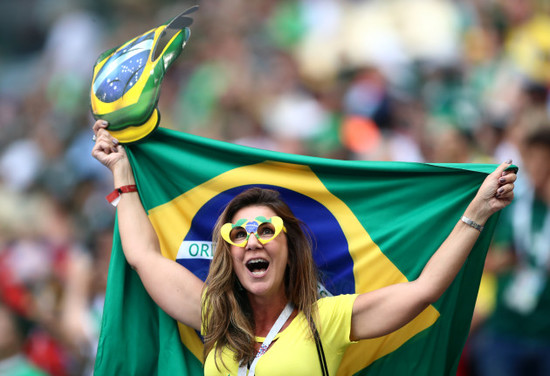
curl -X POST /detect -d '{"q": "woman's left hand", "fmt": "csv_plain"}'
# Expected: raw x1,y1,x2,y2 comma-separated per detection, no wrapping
466,160,517,224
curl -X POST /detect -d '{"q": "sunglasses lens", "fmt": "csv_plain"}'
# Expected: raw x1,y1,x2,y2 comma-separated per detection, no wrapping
229,227,248,244
256,222,276,241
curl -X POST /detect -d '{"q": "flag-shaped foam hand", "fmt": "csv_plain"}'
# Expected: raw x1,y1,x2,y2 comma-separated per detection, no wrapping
94,128,502,375
90,6,198,144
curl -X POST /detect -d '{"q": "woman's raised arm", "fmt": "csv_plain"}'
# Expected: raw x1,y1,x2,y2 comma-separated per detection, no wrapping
92,120,203,330
350,161,516,340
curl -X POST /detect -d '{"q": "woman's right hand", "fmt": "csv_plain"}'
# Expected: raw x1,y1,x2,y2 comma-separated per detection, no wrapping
91,122,204,331
91,120,127,172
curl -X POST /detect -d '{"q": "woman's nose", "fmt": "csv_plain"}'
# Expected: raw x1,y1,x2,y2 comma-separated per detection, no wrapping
245,233,262,250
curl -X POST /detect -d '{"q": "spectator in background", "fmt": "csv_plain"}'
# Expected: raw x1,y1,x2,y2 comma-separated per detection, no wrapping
472,126,550,376
0,303,48,376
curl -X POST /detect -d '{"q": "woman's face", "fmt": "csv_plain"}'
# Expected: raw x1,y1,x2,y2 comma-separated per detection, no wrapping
228,205,289,301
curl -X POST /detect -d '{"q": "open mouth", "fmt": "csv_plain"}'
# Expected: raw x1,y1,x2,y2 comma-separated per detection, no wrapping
246,258,270,275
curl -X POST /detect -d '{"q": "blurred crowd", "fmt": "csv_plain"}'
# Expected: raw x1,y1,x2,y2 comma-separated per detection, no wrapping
1,0,550,375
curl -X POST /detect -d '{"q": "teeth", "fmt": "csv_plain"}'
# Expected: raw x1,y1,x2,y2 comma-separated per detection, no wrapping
246,258,269,273
248,259,266,265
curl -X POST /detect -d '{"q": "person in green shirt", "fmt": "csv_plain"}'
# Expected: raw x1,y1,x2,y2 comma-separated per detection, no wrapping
0,303,48,376
474,127,550,376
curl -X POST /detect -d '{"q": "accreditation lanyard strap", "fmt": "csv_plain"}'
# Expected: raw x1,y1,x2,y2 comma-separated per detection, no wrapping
238,302,294,376
513,189,550,267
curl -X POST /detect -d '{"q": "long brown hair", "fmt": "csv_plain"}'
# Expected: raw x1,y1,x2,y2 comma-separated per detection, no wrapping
202,187,320,369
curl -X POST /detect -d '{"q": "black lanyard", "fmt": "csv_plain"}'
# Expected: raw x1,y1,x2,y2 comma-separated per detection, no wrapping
314,325,329,376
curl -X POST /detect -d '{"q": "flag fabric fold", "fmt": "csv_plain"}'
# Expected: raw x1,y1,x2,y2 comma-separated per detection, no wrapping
94,127,499,375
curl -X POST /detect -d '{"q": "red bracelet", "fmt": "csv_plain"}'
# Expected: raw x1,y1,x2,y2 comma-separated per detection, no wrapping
106,185,138,206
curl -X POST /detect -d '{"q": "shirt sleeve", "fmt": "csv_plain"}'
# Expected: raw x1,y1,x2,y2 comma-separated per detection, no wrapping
316,294,358,354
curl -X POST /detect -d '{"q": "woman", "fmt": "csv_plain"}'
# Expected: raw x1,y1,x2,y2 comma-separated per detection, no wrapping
92,120,516,375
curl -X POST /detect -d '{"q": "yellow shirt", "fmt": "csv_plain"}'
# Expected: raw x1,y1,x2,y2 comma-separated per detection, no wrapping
204,294,358,376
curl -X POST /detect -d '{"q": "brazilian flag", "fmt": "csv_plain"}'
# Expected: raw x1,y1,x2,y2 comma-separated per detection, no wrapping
94,128,500,375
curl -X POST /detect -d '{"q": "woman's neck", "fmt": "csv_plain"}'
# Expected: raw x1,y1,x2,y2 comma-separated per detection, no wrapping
249,292,291,337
